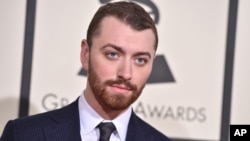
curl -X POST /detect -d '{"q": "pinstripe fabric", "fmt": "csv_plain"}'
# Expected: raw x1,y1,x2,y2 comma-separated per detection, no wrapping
1,99,81,141
126,111,171,141
1,98,172,141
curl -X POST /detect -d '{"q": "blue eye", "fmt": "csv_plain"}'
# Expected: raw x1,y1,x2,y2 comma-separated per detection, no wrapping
135,58,148,66
106,52,118,59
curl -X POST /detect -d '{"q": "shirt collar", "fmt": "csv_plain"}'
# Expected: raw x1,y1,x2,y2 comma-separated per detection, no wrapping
78,92,132,141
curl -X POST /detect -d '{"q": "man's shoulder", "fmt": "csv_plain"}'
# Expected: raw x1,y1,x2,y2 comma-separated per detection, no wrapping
3,99,79,133
1,99,81,141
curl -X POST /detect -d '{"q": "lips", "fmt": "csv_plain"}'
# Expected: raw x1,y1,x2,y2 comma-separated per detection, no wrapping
109,84,131,94
104,79,137,94
112,84,130,90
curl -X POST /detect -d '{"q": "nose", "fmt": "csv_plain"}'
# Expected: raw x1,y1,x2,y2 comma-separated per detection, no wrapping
117,59,132,81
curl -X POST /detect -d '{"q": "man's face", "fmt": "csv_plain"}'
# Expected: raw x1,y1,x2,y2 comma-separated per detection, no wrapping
83,16,156,111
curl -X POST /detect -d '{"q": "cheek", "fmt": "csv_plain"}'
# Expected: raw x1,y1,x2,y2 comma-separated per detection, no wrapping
90,56,117,79
133,66,152,85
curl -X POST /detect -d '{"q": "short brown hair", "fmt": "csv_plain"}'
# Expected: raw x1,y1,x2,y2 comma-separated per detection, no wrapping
86,1,158,50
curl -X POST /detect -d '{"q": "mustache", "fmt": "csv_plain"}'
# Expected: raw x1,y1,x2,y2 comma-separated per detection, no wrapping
104,79,137,91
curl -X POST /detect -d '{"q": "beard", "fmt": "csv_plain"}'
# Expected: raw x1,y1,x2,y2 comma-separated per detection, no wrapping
88,61,146,111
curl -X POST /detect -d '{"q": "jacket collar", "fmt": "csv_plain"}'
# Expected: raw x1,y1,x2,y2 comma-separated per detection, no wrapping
43,98,81,141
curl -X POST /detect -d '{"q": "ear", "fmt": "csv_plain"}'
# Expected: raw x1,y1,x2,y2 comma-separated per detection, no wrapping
80,39,89,71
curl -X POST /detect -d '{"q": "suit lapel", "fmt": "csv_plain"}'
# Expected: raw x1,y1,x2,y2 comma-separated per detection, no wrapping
43,99,81,141
125,111,144,141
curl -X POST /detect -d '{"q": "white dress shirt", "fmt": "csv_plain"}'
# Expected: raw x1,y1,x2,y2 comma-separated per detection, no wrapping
78,93,132,141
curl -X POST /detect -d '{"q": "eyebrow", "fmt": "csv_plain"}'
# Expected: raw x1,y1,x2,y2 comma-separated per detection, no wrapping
101,43,152,59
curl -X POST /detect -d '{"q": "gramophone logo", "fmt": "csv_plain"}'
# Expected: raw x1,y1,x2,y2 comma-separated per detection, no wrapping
79,0,175,83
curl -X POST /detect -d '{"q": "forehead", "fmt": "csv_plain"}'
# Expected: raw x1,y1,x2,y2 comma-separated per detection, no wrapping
92,16,156,54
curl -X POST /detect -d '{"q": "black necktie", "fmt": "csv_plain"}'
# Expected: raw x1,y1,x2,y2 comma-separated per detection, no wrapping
97,122,116,141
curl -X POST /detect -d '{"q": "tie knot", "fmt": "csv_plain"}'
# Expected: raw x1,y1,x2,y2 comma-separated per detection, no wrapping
97,122,116,141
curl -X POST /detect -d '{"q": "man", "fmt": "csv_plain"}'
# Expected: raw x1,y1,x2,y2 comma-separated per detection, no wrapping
1,1,172,141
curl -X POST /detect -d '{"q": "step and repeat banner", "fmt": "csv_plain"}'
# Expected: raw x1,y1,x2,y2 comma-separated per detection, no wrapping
0,0,26,135
1,0,249,141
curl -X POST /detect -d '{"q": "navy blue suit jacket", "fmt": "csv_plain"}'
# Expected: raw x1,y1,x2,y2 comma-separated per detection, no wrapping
1,99,171,141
